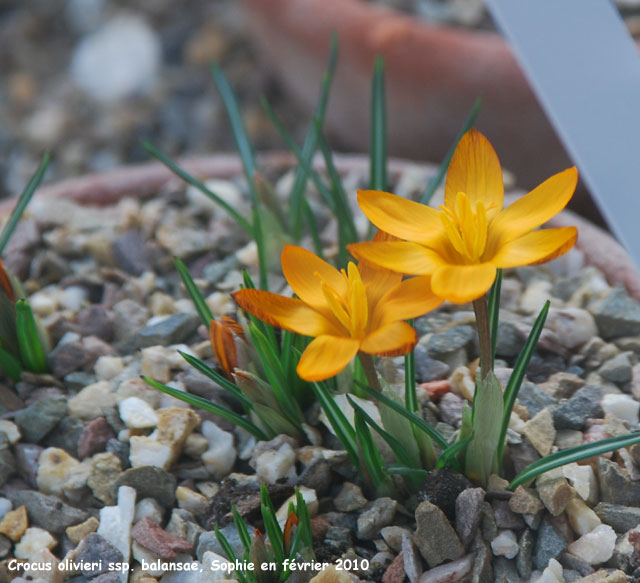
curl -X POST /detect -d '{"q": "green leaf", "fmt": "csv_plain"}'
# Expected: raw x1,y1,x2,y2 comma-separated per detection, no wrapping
0,348,22,381
232,506,252,553
386,465,428,480
497,300,550,464
15,300,46,373
215,525,249,583
211,64,268,290
311,382,359,465
359,381,449,450
174,257,213,327
376,381,422,469
260,485,285,565
142,376,268,440
370,55,387,192
287,34,338,240
348,395,421,475
178,351,251,409
488,269,502,363
420,97,482,204
354,408,388,491
405,320,418,413
509,432,640,490
294,488,313,550
464,371,503,486
0,153,50,255
143,141,253,235
436,432,473,469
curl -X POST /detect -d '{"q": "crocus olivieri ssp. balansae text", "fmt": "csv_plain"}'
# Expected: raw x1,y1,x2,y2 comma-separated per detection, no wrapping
232,244,442,381
349,129,578,304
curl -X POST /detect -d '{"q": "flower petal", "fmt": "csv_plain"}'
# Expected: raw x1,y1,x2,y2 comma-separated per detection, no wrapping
357,190,444,245
492,227,577,268
360,321,417,356
348,241,444,275
296,335,360,381
232,289,340,336
487,167,578,250
281,245,346,310
374,275,443,326
431,263,497,304
445,130,504,213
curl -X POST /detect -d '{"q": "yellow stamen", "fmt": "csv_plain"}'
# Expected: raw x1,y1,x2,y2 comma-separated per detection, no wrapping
439,192,489,263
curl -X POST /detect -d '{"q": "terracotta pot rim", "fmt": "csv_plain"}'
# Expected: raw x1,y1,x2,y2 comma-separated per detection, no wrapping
3,151,638,300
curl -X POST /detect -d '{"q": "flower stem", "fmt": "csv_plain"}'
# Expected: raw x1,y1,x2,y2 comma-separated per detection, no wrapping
358,352,382,392
473,294,493,380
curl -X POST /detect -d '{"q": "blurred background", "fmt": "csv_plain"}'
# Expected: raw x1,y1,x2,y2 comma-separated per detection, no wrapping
3,0,640,229
0,0,309,199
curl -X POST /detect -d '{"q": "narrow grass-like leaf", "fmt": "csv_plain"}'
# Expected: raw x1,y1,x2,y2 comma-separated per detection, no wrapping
212,64,257,182
0,348,22,381
215,525,249,583
359,382,449,449
510,432,640,490
16,300,46,372
261,97,337,215
354,409,387,490
174,257,213,326
348,396,419,471
302,198,324,258
288,34,338,239
211,64,268,289
313,119,359,258
142,376,268,440
295,488,313,550
405,320,418,413
370,55,387,192
311,382,359,464
178,351,251,408
232,507,252,553
436,433,473,469
0,153,50,255
143,141,253,235
488,269,502,363
497,301,550,464
260,485,285,565
420,97,482,204
386,465,428,480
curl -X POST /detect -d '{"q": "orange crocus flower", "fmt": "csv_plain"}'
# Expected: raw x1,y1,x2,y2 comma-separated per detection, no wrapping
232,244,442,382
349,130,578,304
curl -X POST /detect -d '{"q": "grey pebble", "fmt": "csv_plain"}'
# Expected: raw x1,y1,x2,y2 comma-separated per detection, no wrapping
116,465,177,506
553,385,603,430
75,533,123,576
414,500,464,568
14,395,67,443
592,286,640,340
357,497,397,540
533,517,567,571
594,501,640,532
136,312,199,348
8,489,89,533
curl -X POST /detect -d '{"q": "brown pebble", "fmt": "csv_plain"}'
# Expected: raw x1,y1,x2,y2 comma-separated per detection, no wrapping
66,517,100,545
78,417,115,459
131,516,192,559
0,505,28,541
382,553,404,583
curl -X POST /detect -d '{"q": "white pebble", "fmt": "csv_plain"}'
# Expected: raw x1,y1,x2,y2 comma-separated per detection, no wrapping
255,443,296,484
546,308,597,349
176,486,208,516
567,524,616,565
201,421,236,479
71,15,161,101
565,497,601,536
490,530,519,559
0,498,11,521
562,463,598,504
601,393,640,424
0,420,20,444
134,498,163,524
118,396,158,429
140,345,171,383
94,356,125,380
14,528,57,560
276,487,318,527
98,486,136,582
60,286,88,311
235,241,258,266
129,436,173,469
534,558,564,583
